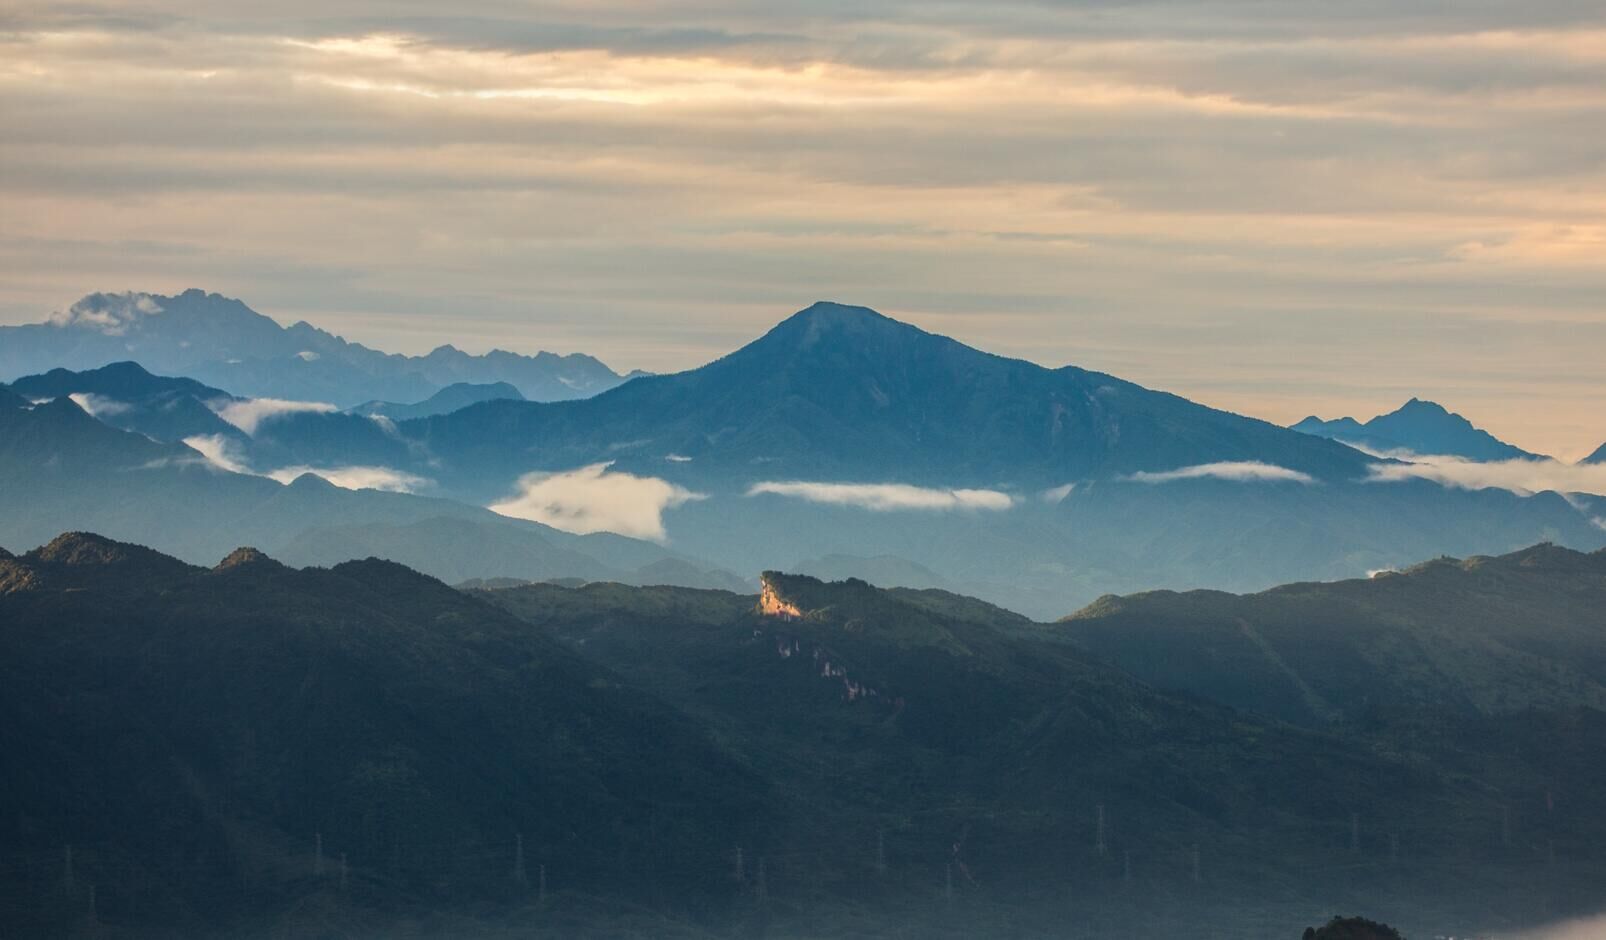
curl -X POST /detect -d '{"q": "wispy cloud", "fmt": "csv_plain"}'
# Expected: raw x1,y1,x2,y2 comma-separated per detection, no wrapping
67,392,131,418
1041,482,1076,503
1366,454,1606,497
265,465,427,493
183,433,252,474
489,462,704,540
748,481,1015,511
184,432,426,493
1127,462,1316,484
211,397,337,435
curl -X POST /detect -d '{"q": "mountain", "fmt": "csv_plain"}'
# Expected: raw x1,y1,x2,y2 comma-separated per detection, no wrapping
0,289,630,405
0,533,764,936
1057,543,1606,727
7,301,1604,618
351,381,526,420
1583,442,1606,464
1291,398,1542,461
5,534,1605,934
8,360,243,443
0,390,745,593
404,301,1376,492
474,568,1606,937
371,302,1600,616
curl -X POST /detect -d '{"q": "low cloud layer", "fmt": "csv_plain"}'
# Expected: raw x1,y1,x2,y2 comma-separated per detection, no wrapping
1367,454,1606,497
211,397,337,435
748,481,1015,512
265,465,427,493
183,432,425,492
183,433,252,474
1127,462,1316,484
67,392,131,418
490,462,704,540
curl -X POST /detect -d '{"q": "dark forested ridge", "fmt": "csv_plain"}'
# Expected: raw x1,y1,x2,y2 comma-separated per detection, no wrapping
3,533,1602,937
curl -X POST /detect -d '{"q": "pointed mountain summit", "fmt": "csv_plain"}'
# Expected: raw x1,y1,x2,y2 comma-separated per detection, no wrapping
1583,442,1606,465
1292,398,1541,461
408,300,1370,492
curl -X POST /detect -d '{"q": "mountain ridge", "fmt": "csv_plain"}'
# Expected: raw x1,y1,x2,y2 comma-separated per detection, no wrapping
0,289,630,405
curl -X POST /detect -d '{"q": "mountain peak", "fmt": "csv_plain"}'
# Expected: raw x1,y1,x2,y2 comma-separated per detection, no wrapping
33,531,146,566
215,546,284,571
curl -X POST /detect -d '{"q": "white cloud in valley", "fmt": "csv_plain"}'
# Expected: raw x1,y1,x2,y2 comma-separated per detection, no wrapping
265,465,427,493
1127,462,1316,484
183,433,253,474
210,397,337,435
748,481,1015,512
1366,455,1606,497
489,462,705,541
183,432,426,493
67,392,131,418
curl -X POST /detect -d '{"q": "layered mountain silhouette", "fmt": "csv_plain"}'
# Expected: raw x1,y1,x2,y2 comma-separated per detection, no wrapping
4,299,1602,618
1584,442,1606,464
0,390,744,592
1291,398,1542,461
0,289,630,405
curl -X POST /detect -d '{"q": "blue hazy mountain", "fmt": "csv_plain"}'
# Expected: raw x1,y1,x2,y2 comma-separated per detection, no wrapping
7,301,1602,618
1583,442,1606,464
402,300,1375,493
351,380,526,420
8,360,243,443
1291,398,1543,460
0,391,742,591
0,289,630,405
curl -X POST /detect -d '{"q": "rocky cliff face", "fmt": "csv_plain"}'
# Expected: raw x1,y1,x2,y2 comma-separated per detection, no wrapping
757,574,803,619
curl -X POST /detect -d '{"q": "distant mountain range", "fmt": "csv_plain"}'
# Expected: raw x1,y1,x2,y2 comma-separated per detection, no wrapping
1290,398,1544,461
0,289,633,405
3,299,1602,618
351,381,525,420
5,531,1603,935
0,387,746,592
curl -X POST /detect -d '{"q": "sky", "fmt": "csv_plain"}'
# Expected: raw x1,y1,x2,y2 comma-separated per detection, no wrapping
2,1,1604,458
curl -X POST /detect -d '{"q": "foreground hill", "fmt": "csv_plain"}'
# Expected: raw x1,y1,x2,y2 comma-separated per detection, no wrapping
1058,543,1606,727
474,570,1606,937
0,289,629,405
0,534,764,937
4,535,1603,935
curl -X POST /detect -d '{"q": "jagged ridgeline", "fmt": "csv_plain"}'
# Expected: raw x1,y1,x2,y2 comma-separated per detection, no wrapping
5,532,1600,936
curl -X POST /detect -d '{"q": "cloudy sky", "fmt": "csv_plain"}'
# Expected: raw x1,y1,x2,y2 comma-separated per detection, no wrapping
3,1,1604,457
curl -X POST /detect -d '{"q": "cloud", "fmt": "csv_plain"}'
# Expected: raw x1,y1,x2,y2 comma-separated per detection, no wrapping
183,434,252,474
3,4,1606,462
489,462,704,540
47,292,162,335
1042,482,1076,503
67,392,132,418
210,397,337,435
264,465,427,492
1126,462,1316,484
184,431,426,492
747,480,1015,511
1366,454,1606,497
